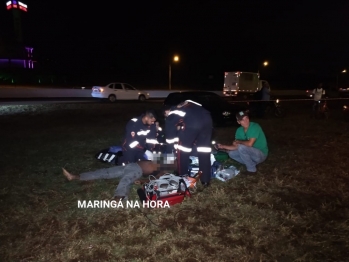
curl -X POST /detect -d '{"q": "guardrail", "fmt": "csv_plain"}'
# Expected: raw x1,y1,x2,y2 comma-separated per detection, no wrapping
0,86,224,99
225,97,349,103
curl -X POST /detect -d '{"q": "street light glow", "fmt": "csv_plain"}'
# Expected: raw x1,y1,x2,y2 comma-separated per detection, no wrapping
263,61,268,66
169,55,180,90
342,69,347,73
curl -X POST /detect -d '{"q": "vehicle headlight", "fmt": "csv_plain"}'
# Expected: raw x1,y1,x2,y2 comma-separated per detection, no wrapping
276,99,279,103
344,105,347,109
222,111,231,116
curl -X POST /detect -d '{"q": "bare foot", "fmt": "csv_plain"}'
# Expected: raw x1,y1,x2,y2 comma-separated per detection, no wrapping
62,168,79,181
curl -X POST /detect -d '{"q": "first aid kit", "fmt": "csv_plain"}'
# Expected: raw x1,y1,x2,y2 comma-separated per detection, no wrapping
137,172,202,206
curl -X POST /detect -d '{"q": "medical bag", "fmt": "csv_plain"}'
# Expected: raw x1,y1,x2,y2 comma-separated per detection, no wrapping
137,172,202,207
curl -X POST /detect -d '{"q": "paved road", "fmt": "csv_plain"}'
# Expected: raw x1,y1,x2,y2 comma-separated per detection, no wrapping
0,98,96,106
0,97,164,106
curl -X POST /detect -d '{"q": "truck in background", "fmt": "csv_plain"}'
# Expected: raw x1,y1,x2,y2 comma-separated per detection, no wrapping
223,71,270,99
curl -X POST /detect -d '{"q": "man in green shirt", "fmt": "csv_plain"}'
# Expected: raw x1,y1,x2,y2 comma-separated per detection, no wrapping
216,111,268,174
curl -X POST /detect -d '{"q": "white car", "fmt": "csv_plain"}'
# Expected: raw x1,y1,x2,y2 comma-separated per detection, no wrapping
91,83,150,102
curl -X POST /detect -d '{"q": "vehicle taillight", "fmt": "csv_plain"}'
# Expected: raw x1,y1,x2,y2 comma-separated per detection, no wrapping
99,88,104,92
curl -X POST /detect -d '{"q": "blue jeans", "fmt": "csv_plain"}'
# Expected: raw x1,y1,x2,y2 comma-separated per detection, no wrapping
228,145,267,172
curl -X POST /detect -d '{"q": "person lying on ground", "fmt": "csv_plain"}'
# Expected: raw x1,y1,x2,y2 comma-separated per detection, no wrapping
62,154,177,201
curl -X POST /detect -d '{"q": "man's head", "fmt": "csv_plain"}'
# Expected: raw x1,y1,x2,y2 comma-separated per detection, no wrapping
236,110,250,128
142,110,157,125
162,105,172,118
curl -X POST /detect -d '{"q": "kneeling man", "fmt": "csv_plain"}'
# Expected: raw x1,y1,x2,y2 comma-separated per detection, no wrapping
216,111,268,174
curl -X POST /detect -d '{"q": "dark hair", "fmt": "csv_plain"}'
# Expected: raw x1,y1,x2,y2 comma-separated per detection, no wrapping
161,105,172,115
145,109,157,119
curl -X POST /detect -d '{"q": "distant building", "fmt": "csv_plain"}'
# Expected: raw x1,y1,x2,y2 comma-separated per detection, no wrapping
0,1,35,69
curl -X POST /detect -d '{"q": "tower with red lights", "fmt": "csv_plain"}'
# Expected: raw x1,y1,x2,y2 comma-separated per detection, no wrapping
0,1,35,69
6,1,27,44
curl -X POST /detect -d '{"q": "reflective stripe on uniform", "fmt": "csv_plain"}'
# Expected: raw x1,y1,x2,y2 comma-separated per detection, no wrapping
158,127,162,131
137,130,150,136
175,145,192,152
168,110,186,117
146,139,159,144
129,141,139,148
108,154,116,162
166,137,179,144
103,153,109,161
186,100,202,106
131,118,138,122
197,147,212,153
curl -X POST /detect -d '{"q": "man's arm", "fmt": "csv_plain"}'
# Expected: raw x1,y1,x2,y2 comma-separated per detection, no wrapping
216,143,238,151
217,137,256,150
165,114,180,147
145,124,158,151
235,138,256,147
124,120,143,150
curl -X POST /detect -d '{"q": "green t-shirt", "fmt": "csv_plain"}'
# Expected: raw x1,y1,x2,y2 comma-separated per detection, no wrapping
235,122,268,155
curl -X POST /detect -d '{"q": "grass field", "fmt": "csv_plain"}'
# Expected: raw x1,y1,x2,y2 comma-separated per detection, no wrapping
0,101,349,262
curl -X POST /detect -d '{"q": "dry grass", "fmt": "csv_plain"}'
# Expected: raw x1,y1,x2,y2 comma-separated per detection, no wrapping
0,101,349,262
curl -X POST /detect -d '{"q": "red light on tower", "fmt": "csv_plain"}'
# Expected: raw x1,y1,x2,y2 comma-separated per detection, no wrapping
6,0,28,44
18,1,27,11
5,1,27,11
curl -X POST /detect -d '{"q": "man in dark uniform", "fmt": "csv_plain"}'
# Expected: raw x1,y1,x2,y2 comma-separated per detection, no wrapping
121,110,158,164
164,100,213,186
154,121,167,153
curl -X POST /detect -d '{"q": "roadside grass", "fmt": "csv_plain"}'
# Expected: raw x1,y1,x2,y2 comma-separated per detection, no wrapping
0,102,349,262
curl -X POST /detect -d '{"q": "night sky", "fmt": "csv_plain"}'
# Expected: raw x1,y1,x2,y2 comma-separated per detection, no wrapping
1,1,349,88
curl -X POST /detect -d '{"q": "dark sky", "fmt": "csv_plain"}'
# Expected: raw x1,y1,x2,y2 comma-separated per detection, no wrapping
1,1,349,87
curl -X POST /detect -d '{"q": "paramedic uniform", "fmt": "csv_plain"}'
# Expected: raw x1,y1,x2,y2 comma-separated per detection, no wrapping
165,100,213,184
122,115,158,164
